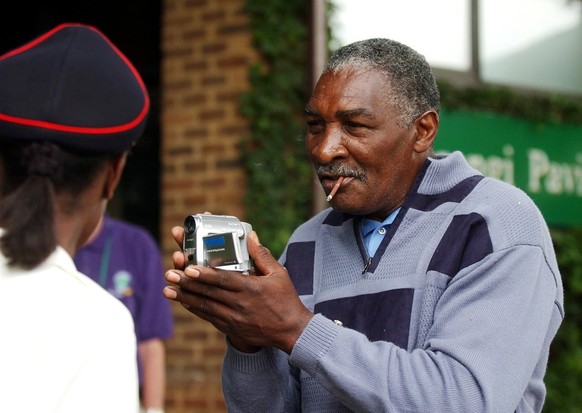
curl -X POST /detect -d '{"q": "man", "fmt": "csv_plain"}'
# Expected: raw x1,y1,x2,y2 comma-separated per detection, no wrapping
164,38,564,412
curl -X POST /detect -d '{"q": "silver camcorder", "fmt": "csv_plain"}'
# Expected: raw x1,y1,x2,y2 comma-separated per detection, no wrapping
183,214,253,273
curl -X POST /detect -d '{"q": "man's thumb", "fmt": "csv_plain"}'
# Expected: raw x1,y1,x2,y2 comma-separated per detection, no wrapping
247,231,277,275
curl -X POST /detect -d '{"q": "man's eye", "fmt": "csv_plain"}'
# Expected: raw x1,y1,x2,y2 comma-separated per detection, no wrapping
306,120,324,133
344,122,365,132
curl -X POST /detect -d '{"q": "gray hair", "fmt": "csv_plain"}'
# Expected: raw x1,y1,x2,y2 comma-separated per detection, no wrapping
325,38,440,127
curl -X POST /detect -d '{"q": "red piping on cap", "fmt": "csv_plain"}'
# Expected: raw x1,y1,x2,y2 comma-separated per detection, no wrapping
0,23,150,135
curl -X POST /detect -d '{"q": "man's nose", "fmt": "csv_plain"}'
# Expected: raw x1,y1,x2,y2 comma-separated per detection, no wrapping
310,126,348,164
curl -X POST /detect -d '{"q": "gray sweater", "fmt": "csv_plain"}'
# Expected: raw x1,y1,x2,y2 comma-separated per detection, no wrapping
222,151,564,412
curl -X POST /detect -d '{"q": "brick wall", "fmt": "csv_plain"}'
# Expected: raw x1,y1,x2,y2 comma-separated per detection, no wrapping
160,0,261,411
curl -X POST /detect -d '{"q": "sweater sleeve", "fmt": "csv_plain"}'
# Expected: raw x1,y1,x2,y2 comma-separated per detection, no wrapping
288,244,562,412
222,338,300,412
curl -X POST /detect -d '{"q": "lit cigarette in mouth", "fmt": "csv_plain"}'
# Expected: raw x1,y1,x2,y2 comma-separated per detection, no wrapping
326,176,345,202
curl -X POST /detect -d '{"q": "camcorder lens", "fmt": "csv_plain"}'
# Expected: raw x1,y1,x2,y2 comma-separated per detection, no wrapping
184,216,197,235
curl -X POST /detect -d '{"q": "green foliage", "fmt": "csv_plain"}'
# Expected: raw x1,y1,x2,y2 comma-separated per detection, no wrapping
544,228,582,412
439,81,582,125
241,0,313,257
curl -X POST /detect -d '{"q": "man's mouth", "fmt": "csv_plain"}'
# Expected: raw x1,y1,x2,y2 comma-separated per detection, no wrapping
321,176,356,202
316,164,365,202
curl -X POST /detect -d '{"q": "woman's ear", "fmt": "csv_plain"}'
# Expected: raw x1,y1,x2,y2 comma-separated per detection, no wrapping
103,153,128,200
413,110,439,153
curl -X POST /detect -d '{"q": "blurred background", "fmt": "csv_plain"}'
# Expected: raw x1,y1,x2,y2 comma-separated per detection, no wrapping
1,1,580,411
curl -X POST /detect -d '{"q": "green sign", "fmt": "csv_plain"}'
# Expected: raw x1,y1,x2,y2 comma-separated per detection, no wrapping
435,109,582,226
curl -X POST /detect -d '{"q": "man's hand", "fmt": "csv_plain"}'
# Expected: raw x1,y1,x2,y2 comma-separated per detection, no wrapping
163,228,313,354
170,225,187,271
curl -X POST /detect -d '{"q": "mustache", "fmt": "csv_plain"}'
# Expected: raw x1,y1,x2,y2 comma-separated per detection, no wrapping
315,163,367,181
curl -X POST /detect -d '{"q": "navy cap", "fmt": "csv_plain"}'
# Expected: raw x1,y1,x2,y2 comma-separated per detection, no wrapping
0,23,150,153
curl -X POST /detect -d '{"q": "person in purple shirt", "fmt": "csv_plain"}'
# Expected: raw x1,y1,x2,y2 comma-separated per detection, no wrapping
75,214,174,413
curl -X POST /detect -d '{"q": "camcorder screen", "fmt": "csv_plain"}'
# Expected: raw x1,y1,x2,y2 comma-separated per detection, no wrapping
203,233,239,267
204,235,225,248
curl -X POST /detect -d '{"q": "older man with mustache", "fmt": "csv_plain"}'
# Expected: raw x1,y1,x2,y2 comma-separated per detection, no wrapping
164,38,564,413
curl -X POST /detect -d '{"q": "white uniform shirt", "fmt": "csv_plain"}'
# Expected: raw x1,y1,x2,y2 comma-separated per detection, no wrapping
0,230,139,413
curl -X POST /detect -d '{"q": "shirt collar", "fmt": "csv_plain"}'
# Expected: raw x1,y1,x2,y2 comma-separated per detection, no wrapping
360,207,401,237
0,228,78,276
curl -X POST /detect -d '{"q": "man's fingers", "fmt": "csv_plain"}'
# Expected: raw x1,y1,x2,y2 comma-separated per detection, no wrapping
162,285,178,300
171,225,186,270
163,285,210,319
162,279,233,336
171,225,184,249
165,266,244,298
163,273,208,310
247,231,283,276
172,250,187,270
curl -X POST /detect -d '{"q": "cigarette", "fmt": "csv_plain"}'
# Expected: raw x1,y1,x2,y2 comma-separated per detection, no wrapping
326,176,344,202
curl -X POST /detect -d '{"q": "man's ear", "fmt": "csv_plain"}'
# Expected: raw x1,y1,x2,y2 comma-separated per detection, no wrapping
103,153,128,200
413,110,439,153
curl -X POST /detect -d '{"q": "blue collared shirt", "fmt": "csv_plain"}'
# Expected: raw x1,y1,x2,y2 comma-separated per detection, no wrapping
360,208,401,257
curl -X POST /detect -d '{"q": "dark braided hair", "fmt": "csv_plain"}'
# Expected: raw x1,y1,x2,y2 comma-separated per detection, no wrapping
0,141,113,269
